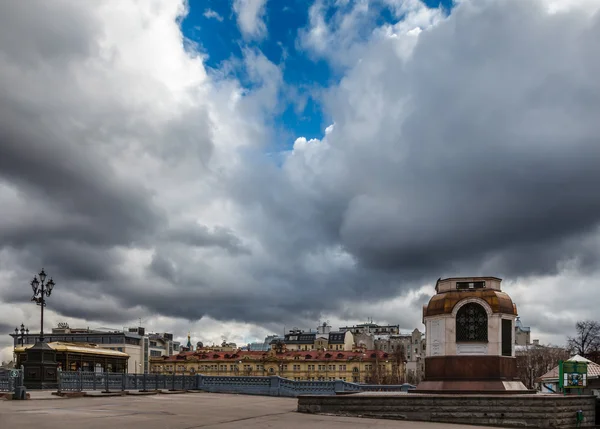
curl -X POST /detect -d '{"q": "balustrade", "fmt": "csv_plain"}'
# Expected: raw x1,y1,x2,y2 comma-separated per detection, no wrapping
0,369,23,393
56,371,416,397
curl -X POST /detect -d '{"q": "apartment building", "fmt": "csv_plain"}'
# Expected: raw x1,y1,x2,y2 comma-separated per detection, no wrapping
151,349,402,383
346,324,426,383
514,317,532,346
274,324,353,352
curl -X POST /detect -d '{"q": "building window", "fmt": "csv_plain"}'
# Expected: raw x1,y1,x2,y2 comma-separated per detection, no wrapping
456,303,488,342
501,319,512,356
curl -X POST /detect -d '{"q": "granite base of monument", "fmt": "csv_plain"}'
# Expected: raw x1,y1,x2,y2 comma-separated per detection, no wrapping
297,393,597,428
415,355,531,394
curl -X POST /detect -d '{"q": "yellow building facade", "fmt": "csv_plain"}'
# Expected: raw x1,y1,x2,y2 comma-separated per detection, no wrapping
151,349,402,384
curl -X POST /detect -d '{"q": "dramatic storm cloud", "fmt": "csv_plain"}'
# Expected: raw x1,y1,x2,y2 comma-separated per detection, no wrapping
1,0,599,360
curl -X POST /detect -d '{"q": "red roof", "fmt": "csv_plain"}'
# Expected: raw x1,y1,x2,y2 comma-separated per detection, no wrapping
154,349,390,362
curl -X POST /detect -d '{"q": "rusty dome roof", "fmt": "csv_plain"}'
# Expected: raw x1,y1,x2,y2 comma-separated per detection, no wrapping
423,289,518,318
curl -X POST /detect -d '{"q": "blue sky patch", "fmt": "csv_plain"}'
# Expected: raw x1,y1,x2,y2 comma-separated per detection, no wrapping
181,0,454,145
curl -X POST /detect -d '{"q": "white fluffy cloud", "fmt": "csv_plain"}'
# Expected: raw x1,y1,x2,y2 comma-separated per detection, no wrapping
233,0,269,40
204,9,224,22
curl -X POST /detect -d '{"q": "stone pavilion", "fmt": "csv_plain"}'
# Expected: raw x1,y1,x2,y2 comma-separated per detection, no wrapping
416,276,530,393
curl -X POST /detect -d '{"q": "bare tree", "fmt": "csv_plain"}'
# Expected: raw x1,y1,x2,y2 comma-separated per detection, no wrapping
365,361,383,384
516,343,570,389
567,320,600,358
406,369,417,385
390,345,406,384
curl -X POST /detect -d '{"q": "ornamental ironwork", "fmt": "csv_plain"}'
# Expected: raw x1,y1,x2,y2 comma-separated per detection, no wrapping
456,303,488,342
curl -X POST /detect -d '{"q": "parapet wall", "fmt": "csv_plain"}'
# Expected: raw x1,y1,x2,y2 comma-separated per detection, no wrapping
297,393,597,428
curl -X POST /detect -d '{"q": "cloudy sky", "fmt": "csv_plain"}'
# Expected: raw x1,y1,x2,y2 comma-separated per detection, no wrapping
1,0,600,361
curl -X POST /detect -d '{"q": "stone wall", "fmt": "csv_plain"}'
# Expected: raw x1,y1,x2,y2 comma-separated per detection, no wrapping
297,393,597,428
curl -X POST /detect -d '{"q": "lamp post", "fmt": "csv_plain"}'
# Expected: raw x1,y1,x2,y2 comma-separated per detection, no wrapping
30,268,55,342
23,269,58,389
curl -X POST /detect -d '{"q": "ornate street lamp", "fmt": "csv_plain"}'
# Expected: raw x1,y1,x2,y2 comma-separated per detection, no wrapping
30,268,55,342
14,324,29,347
23,269,58,389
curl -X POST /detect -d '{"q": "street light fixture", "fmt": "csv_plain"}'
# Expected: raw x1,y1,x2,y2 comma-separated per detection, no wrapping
14,324,29,347
21,269,59,389
30,268,56,342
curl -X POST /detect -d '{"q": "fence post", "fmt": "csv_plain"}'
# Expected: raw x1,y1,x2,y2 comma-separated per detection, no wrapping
269,376,281,397
57,369,62,394
79,369,83,392
92,371,96,391
142,373,147,391
122,373,125,391
172,372,175,391
334,380,344,394
105,371,109,392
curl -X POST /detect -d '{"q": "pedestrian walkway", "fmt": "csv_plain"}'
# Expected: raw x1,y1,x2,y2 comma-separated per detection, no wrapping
0,392,509,429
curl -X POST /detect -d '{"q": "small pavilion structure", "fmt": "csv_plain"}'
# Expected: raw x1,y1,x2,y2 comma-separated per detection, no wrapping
416,276,530,393
15,342,129,374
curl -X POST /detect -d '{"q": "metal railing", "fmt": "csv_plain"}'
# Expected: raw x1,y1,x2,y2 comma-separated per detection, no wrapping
0,368,23,393
57,371,415,397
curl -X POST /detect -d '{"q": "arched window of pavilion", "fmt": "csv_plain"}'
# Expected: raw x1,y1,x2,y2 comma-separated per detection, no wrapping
456,303,488,342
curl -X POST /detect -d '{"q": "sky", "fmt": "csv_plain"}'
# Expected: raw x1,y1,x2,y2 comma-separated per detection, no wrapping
1,0,600,361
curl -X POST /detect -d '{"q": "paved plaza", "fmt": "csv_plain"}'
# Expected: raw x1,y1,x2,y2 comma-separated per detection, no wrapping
0,392,509,429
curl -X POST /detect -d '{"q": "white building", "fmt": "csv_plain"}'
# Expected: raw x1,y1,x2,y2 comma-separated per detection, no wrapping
10,323,179,374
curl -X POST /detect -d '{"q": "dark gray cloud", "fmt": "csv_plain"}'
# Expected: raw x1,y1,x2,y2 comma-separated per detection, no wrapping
1,0,599,352
0,323,12,337
165,223,250,255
